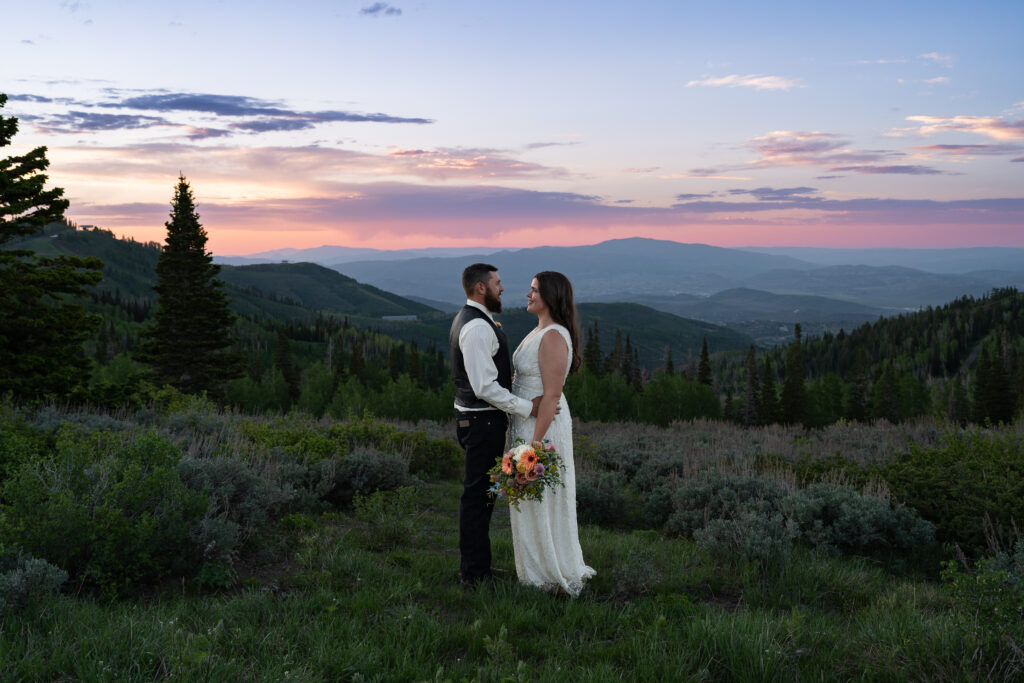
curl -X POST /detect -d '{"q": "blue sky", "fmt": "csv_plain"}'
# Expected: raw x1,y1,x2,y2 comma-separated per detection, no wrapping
5,0,1023,253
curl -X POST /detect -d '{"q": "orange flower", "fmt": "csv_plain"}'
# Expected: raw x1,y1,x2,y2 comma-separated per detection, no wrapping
522,449,538,469
501,453,514,475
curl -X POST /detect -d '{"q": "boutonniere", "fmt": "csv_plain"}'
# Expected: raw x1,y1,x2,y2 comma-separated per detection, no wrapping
494,321,502,328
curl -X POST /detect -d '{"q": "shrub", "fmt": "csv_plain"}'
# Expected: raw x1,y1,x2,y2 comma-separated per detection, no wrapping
642,483,675,529
664,472,790,539
0,417,46,482
608,547,659,599
783,482,936,556
694,509,798,564
0,427,207,594
943,540,1024,677
351,486,420,550
314,446,417,509
327,415,462,479
177,456,294,565
0,547,68,616
881,428,1024,556
241,419,342,463
576,470,629,526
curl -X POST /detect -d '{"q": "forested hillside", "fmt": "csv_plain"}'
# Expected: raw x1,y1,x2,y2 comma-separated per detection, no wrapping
717,287,1024,427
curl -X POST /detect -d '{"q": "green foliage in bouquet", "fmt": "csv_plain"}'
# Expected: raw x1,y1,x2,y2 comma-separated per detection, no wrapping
0,426,206,594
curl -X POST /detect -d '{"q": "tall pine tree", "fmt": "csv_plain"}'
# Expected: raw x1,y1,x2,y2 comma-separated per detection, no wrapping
137,176,242,396
697,337,713,386
780,323,808,425
742,345,760,426
0,93,103,400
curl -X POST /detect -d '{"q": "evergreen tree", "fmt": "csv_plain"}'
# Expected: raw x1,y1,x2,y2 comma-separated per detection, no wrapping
697,337,713,387
583,321,603,376
273,328,299,402
846,347,871,422
622,334,634,386
665,346,675,376
604,328,623,377
758,357,781,424
0,94,103,400
349,341,365,383
409,339,422,386
136,176,242,396
871,361,899,423
780,324,807,425
742,345,760,426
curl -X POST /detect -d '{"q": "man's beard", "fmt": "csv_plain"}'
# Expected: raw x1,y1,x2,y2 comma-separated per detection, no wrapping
484,290,502,314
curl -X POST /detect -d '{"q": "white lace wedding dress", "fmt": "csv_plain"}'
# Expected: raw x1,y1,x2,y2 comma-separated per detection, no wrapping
508,324,595,596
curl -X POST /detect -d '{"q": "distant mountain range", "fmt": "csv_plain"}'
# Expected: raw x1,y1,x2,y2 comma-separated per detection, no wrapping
318,238,1024,312
215,245,506,266
11,225,754,364
743,246,1024,273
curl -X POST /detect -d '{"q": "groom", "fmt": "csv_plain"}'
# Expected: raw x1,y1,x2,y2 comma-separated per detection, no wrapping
450,263,542,585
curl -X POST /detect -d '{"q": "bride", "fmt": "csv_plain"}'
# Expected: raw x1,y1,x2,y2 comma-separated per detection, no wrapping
508,271,595,596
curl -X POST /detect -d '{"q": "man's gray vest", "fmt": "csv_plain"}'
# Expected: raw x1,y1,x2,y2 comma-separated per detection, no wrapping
450,305,512,410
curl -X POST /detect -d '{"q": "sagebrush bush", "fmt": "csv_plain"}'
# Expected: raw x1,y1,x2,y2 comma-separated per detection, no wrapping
608,547,659,599
694,509,798,564
576,470,629,526
660,471,935,566
178,456,294,564
783,482,936,555
0,547,67,616
302,446,417,510
0,427,206,594
664,472,791,539
328,415,462,479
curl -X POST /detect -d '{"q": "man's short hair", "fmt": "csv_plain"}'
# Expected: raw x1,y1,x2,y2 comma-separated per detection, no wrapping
462,263,497,296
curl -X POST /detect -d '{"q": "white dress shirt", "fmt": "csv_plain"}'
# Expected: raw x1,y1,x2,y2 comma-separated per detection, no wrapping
456,300,533,418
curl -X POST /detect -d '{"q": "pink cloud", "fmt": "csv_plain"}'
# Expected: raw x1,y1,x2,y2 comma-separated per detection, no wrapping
903,114,1024,141
686,74,800,91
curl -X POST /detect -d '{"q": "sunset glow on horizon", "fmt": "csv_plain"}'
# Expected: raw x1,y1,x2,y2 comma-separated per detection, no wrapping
6,1,1023,255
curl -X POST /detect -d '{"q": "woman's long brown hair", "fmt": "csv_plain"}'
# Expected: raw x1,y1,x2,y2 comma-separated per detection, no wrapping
534,271,581,374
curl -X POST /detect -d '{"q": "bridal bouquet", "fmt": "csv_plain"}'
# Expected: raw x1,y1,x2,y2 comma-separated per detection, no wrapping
488,438,564,510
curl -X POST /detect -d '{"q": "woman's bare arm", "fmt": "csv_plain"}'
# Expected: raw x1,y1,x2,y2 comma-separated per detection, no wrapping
531,329,568,443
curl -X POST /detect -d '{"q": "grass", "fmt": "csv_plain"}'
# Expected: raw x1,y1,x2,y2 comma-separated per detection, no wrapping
0,479,987,682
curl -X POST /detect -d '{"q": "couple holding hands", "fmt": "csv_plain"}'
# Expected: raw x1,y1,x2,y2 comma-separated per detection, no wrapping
450,264,594,597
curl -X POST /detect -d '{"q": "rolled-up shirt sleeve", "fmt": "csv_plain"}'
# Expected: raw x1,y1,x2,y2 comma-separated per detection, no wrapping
459,321,533,418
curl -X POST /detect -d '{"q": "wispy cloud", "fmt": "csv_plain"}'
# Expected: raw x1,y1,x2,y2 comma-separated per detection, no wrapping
851,58,908,65
104,91,433,125
19,90,434,136
53,141,564,184
35,111,171,133
686,74,800,91
830,165,945,175
920,52,955,67
361,2,402,16
924,76,950,85
902,114,1024,141
729,187,820,201
912,143,1023,156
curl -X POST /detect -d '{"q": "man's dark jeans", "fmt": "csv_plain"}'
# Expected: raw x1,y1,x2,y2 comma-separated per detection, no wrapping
456,409,507,580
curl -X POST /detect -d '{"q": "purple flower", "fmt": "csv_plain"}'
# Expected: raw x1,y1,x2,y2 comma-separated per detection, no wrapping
534,463,545,475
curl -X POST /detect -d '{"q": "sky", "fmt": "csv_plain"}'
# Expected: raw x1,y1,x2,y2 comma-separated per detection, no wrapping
4,0,1023,255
